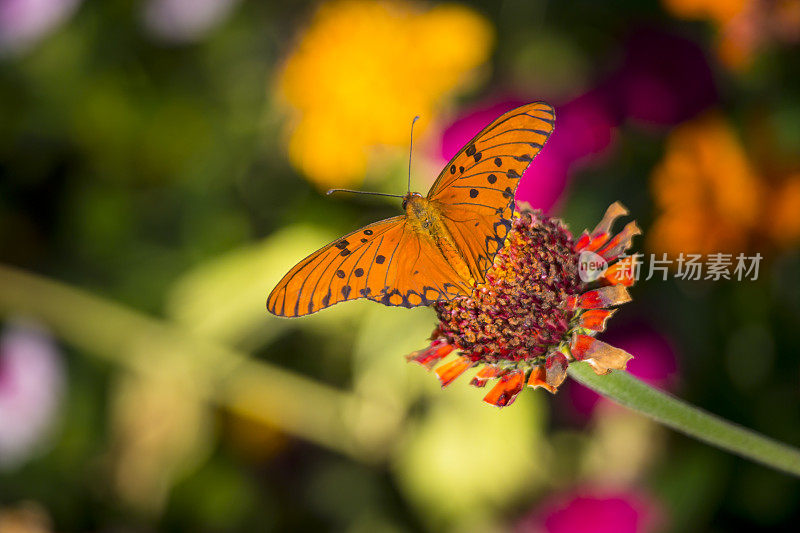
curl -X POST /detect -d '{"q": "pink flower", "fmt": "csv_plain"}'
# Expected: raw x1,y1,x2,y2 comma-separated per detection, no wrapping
518,487,664,533
0,0,81,54
142,0,241,43
0,320,65,469
568,321,678,417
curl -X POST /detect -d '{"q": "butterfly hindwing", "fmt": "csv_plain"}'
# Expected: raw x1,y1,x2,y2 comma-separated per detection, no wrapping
428,102,555,280
267,216,470,317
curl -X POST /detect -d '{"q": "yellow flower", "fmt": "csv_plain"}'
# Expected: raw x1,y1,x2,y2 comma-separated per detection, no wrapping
649,113,800,258
277,0,494,189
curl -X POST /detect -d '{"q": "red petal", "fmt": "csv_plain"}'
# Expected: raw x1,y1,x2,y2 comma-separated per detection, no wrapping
597,221,641,261
406,340,454,369
581,231,611,253
565,295,579,310
470,365,501,388
435,355,472,387
578,285,631,309
544,352,569,390
579,308,617,332
527,365,556,393
575,231,591,251
570,334,633,374
483,370,525,407
602,256,637,287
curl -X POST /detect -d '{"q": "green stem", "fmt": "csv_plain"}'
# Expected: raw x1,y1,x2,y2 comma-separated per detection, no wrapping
0,264,396,460
568,362,800,477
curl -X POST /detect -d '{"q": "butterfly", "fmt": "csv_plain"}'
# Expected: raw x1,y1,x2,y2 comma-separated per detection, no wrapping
267,102,555,317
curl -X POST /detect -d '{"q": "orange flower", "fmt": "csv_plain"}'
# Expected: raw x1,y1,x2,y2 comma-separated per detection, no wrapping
663,0,800,70
649,113,762,257
407,203,640,407
649,113,800,258
276,0,494,189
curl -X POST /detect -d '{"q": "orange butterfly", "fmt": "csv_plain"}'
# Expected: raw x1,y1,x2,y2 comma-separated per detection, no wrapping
267,102,555,317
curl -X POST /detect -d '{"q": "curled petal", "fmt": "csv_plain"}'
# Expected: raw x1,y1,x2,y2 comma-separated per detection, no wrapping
591,202,628,237
544,352,569,390
603,256,637,287
435,355,472,387
527,365,556,393
483,370,525,407
470,365,501,388
406,340,454,369
571,334,633,375
579,308,617,332
578,285,631,309
597,221,642,261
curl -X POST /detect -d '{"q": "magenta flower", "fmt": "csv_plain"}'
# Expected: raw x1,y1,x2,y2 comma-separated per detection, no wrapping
0,320,65,469
142,0,241,43
610,28,717,127
569,321,678,417
518,487,664,533
0,0,81,54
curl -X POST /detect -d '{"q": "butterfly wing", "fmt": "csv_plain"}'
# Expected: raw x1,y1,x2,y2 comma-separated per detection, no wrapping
267,216,470,317
428,102,555,281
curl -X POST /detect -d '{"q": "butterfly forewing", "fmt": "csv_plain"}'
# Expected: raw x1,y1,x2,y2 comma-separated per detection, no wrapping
267,216,470,317
428,102,555,280
267,102,554,317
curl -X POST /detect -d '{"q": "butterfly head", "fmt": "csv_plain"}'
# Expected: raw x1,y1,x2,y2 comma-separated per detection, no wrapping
401,191,425,211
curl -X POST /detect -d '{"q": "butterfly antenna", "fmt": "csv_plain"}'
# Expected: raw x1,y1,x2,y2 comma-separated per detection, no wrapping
408,115,420,194
326,189,405,199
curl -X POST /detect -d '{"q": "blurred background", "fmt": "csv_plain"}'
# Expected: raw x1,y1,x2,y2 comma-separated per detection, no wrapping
1,0,800,531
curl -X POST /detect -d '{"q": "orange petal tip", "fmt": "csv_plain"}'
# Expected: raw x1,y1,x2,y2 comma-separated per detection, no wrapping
435,355,472,387
579,308,617,332
407,341,455,370
571,334,633,375
470,365,501,388
578,285,631,309
483,370,525,407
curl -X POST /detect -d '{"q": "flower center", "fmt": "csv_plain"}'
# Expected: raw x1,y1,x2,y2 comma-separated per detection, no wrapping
434,210,581,365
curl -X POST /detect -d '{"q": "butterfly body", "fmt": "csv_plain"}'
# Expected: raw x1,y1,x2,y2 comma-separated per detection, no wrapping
403,193,475,283
268,102,555,317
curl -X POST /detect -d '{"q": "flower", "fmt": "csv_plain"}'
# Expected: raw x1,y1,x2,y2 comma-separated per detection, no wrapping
517,486,664,533
649,113,800,259
610,29,717,126
0,320,65,469
0,0,81,55
663,0,800,70
407,202,641,407
277,0,494,189
142,0,242,44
